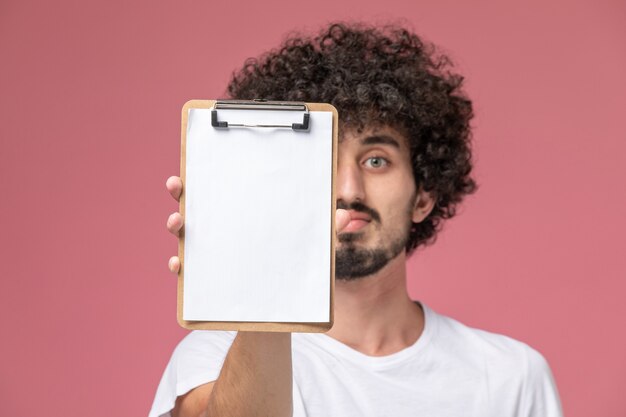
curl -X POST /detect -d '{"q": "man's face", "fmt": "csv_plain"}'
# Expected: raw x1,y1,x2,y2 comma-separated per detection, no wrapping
335,125,428,280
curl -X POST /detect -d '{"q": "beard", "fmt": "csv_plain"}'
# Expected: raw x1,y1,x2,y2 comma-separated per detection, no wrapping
335,236,408,280
335,211,412,281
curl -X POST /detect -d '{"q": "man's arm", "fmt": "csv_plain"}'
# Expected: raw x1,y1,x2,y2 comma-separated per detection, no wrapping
172,332,293,417
165,176,350,417
166,176,293,417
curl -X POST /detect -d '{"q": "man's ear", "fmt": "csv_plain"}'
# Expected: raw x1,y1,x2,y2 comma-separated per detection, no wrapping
411,189,436,223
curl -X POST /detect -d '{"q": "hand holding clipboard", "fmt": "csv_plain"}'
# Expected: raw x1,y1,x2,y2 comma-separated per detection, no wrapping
168,100,339,332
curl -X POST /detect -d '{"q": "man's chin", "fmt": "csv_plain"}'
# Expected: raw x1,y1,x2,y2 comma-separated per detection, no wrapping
335,246,391,281
334,234,408,281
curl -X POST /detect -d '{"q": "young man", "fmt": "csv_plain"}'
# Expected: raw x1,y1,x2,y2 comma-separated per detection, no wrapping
151,23,562,417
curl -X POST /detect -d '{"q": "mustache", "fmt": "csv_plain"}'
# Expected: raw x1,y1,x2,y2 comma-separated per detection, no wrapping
336,200,381,223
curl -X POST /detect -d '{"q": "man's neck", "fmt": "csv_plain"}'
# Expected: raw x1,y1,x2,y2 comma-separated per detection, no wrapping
325,252,424,357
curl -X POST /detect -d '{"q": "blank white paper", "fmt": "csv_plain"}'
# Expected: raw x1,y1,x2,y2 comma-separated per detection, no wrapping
183,108,333,322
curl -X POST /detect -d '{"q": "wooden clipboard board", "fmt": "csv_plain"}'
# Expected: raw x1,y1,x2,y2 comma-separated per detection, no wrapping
177,100,338,332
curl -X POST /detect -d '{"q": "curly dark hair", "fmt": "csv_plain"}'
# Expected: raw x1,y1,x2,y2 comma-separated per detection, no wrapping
227,22,477,254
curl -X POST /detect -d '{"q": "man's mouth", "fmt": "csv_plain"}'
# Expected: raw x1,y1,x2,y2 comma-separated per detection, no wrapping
342,210,372,233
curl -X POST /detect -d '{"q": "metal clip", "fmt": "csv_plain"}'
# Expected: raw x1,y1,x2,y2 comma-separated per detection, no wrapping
211,99,310,131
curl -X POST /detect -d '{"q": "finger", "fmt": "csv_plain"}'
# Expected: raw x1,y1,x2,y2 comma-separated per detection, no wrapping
335,209,351,233
166,176,183,202
167,212,184,236
168,256,180,274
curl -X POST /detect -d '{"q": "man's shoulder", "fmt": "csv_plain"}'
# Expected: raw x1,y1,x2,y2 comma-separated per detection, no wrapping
424,304,562,416
425,304,552,381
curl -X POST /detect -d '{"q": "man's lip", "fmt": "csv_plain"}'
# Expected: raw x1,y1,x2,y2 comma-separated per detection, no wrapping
341,210,371,233
347,210,372,222
343,219,369,233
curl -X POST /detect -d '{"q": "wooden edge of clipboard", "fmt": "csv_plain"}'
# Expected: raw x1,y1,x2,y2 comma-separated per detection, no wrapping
176,100,339,333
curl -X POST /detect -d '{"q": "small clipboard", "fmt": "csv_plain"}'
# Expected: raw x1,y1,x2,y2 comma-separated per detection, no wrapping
177,100,338,332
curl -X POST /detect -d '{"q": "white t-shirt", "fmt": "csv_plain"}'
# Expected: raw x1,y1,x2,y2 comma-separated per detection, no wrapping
149,303,562,417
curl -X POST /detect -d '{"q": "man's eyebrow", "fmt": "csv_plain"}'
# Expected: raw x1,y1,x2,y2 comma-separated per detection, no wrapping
361,135,401,148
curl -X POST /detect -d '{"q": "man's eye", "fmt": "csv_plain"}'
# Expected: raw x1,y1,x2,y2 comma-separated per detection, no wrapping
364,157,388,168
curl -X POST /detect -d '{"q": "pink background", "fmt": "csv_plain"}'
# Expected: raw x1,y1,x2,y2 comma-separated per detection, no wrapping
1,0,624,416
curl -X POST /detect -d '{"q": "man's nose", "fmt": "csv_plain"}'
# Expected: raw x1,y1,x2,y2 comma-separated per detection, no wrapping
336,161,365,204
